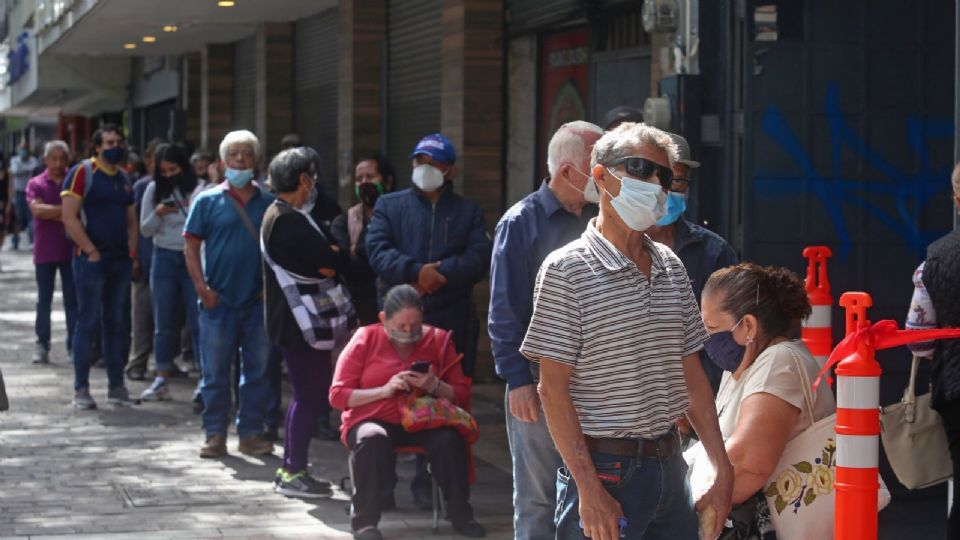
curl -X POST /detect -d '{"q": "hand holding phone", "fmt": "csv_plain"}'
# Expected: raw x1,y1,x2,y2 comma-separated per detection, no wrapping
411,360,432,374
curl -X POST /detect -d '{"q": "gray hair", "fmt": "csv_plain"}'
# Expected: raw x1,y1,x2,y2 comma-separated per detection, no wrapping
953,162,960,198
190,149,214,165
383,284,422,319
219,130,261,162
590,122,679,168
43,140,69,158
268,147,320,193
547,121,604,177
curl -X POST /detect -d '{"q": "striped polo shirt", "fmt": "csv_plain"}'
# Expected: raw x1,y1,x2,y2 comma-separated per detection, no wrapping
520,219,709,439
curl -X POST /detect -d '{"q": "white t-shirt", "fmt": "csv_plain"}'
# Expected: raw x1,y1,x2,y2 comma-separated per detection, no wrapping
715,340,836,441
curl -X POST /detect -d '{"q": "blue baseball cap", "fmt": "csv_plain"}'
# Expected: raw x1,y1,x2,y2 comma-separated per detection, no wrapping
409,133,457,164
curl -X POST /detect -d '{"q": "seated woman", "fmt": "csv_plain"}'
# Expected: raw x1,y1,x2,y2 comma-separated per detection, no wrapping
330,284,486,540
699,263,836,539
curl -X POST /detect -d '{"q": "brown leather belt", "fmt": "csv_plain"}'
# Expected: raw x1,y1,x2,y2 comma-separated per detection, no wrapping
584,429,680,459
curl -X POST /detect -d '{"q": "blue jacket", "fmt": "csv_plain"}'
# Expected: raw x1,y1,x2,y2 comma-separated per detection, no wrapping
366,184,492,316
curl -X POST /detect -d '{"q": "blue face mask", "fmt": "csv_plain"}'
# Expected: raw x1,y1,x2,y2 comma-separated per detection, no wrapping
18,149,28,159
101,146,125,165
703,317,746,372
225,167,254,188
655,192,687,226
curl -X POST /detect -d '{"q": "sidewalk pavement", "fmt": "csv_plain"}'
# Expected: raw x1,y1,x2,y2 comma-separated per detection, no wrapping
0,249,514,540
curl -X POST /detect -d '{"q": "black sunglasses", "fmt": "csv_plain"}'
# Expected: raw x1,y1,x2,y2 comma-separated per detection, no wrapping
604,156,673,190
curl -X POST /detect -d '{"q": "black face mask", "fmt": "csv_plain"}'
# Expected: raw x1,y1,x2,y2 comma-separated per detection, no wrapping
357,181,384,208
164,173,184,186
198,173,209,181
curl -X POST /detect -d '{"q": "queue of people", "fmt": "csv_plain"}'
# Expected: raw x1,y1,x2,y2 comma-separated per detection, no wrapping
15,110,956,540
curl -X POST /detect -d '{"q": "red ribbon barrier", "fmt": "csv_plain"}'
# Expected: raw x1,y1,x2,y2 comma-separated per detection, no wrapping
813,320,960,391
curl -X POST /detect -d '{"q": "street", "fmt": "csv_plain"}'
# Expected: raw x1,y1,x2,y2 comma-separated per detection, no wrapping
0,250,514,540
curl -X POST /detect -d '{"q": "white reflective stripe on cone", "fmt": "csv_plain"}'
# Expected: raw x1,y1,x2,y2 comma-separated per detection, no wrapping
836,434,879,468
802,305,832,328
837,376,880,409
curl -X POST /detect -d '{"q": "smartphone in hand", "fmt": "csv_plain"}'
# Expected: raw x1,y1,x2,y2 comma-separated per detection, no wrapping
411,360,432,374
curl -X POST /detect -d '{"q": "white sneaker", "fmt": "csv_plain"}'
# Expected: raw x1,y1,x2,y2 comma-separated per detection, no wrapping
140,379,171,401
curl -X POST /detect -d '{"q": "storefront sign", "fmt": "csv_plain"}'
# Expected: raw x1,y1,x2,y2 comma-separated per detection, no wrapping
538,29,589,180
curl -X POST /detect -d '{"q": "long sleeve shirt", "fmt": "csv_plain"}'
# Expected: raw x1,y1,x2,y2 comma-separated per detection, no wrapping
139,181,189,251
488,181,596,389
329,323,470,445
906,262,937,358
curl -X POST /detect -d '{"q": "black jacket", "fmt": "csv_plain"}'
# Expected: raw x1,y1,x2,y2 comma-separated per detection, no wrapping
262,198,347,347
923,228,960,409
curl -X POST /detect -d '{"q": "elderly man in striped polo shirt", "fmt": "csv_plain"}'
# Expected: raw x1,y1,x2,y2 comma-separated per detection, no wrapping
520,122,733,540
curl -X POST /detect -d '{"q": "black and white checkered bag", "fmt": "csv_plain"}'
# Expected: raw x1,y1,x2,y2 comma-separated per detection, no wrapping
261,212,356,351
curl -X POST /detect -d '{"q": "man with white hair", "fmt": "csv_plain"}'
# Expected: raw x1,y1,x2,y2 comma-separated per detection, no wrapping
488,120,602,540
184,130,276,458
522,123,733,539
26,140,77,365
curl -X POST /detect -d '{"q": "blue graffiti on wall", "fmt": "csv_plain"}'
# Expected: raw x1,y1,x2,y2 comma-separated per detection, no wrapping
753,83,953,259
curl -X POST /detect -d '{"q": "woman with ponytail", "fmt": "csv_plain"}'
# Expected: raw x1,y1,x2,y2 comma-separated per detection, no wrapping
699,263,836,539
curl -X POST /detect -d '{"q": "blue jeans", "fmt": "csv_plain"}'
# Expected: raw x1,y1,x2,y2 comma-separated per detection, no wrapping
150,248,199,373
556,451,698,540
198,301,271,439
71,256,132,391
13,190,32,246
505,389,563,540
35,261,77,351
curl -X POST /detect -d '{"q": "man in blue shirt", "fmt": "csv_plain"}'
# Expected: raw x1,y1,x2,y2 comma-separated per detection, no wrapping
61,124,138,410
488,121,603,540
646,134,738,392
184,130,276,459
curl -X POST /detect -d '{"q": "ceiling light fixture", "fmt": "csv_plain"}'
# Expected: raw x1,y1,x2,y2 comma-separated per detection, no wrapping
142,36,157,43
123,43,137,49
162,25,178,32
217,1,235,6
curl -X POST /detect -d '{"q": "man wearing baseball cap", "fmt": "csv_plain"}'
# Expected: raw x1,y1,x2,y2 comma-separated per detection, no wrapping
365,133,492,513
647,133,738,392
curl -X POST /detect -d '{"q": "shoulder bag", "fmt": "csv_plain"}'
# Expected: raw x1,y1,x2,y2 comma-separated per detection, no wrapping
880,355,952,489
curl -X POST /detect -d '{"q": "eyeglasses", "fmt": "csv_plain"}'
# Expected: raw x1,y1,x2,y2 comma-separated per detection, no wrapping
604,156,673,190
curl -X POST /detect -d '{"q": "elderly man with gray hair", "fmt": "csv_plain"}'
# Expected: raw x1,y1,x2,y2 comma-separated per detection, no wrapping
25,140,76,364
521,122,733,539
489,120,603,540
184,130,276,459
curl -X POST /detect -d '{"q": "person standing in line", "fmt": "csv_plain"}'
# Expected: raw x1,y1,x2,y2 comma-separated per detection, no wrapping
61,124,139,409
184,130,275,458
331,153,396,327
26,141,77,365
262,147,351,497
127,138,166,381
488,121,602,540
10,141,39,249
0,158,10,261
139,144,200,401
646,134,738,393
365,133,492,508
521,122,733,539
904,162,960,538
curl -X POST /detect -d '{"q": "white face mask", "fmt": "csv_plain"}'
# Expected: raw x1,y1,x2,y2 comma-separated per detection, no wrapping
565,166,599,204
412,164,445,192
602,168,667,232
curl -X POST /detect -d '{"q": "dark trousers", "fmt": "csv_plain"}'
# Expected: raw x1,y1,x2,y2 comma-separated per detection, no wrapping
347,421,473,531
267,345,284,430
35,261,77,351
938,399,960,539
72,256,132,390
280,342,332,473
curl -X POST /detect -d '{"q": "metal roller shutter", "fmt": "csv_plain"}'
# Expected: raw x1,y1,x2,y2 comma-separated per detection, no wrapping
233,35,257,133
294,8,339,195
506,0,580,34
387,0,442,187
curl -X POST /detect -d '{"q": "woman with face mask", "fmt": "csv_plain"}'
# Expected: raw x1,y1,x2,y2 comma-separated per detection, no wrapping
330,284,486,540
331,154,395,327
699,263,836,539
261,147,351,499
138,144,199,402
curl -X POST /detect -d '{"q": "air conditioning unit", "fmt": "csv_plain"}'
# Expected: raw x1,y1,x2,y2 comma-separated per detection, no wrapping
642,0,679,34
